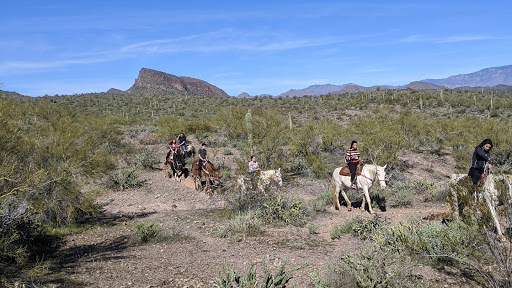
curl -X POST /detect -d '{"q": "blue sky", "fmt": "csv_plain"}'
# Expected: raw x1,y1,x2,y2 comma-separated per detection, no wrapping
1,1,511,97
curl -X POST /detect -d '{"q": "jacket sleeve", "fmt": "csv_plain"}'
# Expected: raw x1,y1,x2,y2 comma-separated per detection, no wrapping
475,146,490,162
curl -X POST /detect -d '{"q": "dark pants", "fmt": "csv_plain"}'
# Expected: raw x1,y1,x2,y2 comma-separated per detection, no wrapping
349,162,358,183
468,167,483,185
182,145,188,158
165,150,171,163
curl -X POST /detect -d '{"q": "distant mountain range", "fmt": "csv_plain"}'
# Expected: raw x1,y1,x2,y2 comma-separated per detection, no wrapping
2,65,512,98
422,65,512,88
238,64,512,97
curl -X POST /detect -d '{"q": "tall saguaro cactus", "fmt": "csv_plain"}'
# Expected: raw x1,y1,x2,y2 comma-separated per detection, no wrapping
245,109,253,152
288,112,293,130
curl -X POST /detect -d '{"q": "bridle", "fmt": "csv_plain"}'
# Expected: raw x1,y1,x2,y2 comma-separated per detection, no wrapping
360,166,386,187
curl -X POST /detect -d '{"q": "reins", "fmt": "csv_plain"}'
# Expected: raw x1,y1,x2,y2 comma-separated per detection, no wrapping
360,166,385,186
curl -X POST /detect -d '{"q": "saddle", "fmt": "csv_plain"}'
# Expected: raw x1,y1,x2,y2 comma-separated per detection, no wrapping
339,164,364,176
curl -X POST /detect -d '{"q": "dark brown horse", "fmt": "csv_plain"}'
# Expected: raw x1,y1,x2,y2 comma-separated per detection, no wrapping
166,148,185,182
191,159,220,194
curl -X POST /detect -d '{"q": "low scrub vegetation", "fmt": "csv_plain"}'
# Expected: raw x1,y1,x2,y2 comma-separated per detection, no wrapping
133,222,163,244
3,87,512,286
216,259,307,288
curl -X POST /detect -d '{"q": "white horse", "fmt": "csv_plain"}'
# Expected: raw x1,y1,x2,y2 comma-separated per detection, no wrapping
332,164,387,214
449,173,512,238
237,168,283,192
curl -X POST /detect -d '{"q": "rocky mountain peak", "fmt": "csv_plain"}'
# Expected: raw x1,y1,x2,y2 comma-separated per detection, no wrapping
125,68,229,97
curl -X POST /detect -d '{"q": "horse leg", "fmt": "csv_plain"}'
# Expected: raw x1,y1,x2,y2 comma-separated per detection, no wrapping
341,188,352,211
206,175,211,195
450,185,460,220
360,193,366,212
483,190,503,238
332,181,342,210
363,186,374,214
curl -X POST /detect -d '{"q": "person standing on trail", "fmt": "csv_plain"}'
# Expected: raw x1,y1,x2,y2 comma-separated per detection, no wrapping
345,140,360,188
468,138,492,185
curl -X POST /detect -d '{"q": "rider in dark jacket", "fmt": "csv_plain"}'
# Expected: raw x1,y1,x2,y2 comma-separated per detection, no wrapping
196,143,208,174
468,138,492,184
177,133,187,159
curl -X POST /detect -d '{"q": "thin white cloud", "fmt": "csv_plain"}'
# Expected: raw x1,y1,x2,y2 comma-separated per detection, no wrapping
400,34,493,43
436,35,492,43
121,30,344,54
0,53,122,75
0,29,343,75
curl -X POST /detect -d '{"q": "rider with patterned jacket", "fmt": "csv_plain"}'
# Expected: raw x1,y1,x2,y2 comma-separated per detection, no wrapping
345,140,360,188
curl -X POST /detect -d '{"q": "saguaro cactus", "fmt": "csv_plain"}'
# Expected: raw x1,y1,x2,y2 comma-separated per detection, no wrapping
245,109,253,152
288,112,293,129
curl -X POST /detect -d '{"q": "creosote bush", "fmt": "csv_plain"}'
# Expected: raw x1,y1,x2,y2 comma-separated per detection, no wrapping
133,222,162,243
310,245,420,288
0,96,124,285
111,165,143,191
261,194,309,227
218,211,262,239
331,215,390,240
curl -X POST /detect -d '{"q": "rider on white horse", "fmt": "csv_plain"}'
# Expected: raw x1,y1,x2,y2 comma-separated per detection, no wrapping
248,155,261,177
345,140,360,188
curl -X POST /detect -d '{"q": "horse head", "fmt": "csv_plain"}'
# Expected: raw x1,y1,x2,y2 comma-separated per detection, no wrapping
173,149,184,170
375,164,387,189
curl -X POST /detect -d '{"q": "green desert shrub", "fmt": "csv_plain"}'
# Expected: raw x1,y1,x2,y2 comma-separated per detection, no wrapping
260,195,309,227
331,215,390,240
219,211,262,239
134,148,160,168
309,189,332,212
133,222,162,243
388,186,414,208
0,97,123,283
111,165,143,191
310,244,420,288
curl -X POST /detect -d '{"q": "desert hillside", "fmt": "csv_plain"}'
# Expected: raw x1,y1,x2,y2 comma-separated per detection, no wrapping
1,88,512,287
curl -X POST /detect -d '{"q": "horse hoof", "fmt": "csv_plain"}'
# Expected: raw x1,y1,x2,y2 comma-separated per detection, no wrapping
347,207,352,212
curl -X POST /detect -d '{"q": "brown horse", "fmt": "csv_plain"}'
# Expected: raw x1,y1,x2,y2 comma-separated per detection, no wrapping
191,159,220,194
166,148,185,182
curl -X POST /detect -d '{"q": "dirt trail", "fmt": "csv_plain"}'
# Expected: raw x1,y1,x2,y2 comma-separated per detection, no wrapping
52,135,479,288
